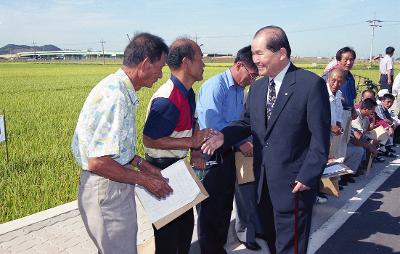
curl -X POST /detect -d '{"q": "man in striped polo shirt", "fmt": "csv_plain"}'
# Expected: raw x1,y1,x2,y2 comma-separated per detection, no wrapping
143,38,212,254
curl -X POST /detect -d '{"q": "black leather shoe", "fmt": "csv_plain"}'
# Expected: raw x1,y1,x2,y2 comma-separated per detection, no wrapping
240,241,261,251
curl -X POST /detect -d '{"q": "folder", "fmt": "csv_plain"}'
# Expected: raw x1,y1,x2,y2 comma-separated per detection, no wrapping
235,152,255,184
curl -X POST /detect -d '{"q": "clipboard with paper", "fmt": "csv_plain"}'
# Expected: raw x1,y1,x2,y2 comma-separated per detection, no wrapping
320,163,353,197
135,160,209,229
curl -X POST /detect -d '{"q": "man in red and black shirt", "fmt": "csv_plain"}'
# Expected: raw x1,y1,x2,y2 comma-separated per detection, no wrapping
143,38,211,254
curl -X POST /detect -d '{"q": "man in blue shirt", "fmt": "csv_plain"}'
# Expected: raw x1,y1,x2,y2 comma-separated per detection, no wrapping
323,47,357,112
196,46,261,253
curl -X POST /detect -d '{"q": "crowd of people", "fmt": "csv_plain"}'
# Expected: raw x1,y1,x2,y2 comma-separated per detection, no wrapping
71,26,398,254
314,46,399,204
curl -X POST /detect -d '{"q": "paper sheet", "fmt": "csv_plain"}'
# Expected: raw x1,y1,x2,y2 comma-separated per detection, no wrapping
135,160,201,224
322,163,352,176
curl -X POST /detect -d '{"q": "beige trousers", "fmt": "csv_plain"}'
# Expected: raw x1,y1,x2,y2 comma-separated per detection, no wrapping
78,170,138,254
329,110,352,162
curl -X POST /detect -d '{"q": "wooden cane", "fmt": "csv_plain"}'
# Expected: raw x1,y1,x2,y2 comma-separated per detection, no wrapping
294,191,299,254
291,182,299,254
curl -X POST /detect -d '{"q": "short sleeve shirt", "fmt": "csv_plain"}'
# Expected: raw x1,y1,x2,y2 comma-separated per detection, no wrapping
143,75,195,159
351,110,370,133
71,68,138,170
379,55,394,76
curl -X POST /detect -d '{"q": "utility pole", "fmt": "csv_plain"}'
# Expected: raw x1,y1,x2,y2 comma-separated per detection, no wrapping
100,40,106,65
32,41,37,60
366,19,383,64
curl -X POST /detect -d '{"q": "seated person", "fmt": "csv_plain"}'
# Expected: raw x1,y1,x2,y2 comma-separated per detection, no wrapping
376,93,398,127
357,90,395,156
376,93,398,156
350,99,381,171
318,68,345,203
356,90,389,129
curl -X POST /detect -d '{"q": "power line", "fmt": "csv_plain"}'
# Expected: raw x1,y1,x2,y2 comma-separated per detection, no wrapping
288,22,364,33
196,22,364,39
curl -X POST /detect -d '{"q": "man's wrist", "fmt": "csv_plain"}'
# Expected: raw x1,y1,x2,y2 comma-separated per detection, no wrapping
137,157,143,169
133,155,143,169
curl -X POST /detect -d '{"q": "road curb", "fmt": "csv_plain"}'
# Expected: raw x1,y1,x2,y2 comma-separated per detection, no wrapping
0,201,77,236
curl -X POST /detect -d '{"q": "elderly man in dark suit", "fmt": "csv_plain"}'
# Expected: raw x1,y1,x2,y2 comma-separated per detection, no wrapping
202,25,330,254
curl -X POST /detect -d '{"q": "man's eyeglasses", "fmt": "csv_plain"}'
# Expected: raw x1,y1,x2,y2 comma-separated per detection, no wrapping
242,64,258,80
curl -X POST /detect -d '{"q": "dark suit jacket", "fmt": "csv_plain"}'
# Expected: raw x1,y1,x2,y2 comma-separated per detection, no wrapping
221,63,330,212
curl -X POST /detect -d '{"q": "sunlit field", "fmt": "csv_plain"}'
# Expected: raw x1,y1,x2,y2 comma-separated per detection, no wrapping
0,61,397,222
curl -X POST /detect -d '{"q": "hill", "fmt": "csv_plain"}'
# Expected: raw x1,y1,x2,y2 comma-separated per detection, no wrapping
0,44,62,54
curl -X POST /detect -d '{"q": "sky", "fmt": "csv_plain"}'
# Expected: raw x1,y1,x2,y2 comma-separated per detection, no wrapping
1,0,400,58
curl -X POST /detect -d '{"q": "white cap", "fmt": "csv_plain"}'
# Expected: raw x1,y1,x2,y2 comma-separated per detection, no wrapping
378,89,390,97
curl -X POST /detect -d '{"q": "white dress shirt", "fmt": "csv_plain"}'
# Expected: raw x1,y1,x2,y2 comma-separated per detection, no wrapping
267,62,291,98
379,54,394,76
327,84,344,126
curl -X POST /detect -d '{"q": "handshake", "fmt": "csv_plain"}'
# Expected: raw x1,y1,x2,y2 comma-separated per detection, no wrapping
191,128,224,155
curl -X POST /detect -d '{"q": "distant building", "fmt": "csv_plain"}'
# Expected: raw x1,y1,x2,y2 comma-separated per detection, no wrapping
15,50,124,60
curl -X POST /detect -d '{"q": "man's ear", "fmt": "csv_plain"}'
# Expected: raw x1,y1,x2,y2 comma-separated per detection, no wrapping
181,56,190,70
234,62,242,71
279,48,288,60
140,57,151,71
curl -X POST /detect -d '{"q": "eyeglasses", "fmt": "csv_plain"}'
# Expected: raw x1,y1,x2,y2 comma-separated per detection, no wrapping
242,64,258,80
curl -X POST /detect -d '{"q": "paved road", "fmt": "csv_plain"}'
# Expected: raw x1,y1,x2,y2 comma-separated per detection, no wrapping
0,155,399,254
315,167,400,254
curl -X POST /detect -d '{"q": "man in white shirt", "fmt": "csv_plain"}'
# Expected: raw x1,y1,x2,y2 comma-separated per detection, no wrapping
379,46,395,93
71,33,173,254
327,67,345,160
350,99,379,160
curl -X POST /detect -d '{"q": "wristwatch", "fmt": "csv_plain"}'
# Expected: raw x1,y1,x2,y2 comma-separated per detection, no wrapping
136,157,143,169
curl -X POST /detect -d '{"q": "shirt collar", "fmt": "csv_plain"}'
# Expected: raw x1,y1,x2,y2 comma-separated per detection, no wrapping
115,68,135,92
269,62,291,85
327,85,342,100
170,75,192,97
226,69,238,88
327,84,334,97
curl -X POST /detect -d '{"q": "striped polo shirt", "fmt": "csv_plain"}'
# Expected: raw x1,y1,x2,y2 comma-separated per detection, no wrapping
143,75,195,159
